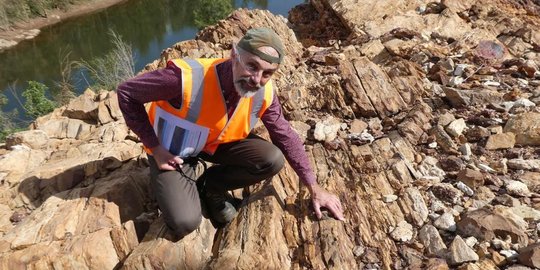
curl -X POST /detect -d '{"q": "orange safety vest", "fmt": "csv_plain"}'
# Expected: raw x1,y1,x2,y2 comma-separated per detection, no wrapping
145,58,274,156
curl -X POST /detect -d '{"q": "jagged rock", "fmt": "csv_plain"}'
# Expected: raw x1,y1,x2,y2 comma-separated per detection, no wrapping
504,112,540,146
419,224,447,256
382,194,398,203
505,205,540,221
390,220,414,242
519,172,540,193
465,126,491,142
456,182,474,196
400,246,424,269
460,143,472,158
342,57,408,117
506,180,531,197
493,194,521,207
431,125,458,153
508,159,540,172
122,217,215,270
443,87,504,107
490,158,508,174
433,212,456,232
457,169,485,189
418,156,446,181
457,206,529,247
474,186,496,204
314,117,342,142
518,243,540,269
439,156,465,172
384,39,418,57
63,89,99,121
5,130,49,150
485,133,516,150
491,250,507,266
438,112,456,127
457,259,498,270
425,258,449,270
492,237,512,250
399,188,429,226
350,119,368,133
446,118,467,137
0,146,48,189
37,117,94,139
448,235,479,265
359,39,386,60
464,237,478,248
0,164,147,268
501,249,519,259
431,183,463,204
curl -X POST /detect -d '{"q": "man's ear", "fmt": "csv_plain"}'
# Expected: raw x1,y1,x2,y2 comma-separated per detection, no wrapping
230,43,238,58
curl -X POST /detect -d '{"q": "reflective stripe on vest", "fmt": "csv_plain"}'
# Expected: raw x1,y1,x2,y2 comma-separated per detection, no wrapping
146,58,274,156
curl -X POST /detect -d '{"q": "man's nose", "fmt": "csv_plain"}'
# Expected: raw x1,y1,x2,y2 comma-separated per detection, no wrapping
249,71,263,85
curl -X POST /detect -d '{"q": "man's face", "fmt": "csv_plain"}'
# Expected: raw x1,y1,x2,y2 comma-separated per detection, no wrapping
232,46,279,98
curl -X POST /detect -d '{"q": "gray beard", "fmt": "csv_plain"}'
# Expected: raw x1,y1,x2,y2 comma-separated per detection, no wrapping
234,79,259,98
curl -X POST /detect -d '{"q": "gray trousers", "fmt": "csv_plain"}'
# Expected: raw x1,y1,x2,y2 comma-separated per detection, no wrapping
149,134,285,238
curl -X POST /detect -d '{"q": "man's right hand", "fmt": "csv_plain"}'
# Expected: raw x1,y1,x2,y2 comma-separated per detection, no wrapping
150,144,184,171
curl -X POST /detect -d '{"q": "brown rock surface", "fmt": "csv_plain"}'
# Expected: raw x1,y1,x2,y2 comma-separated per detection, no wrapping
457,206,528,247
1,1,540,269
457,169,485,189
504,112,540,146
518,243,540,269
485,132,516,150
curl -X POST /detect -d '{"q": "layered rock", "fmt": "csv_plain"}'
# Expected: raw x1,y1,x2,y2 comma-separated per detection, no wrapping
0,1,540,269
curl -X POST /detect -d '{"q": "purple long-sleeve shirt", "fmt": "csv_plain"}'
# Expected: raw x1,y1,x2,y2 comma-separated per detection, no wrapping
117,59,316,185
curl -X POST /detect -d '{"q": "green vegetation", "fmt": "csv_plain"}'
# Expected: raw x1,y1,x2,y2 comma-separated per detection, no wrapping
0,28,134,142
193,0,233,29
76,30,134,91
21,81,56,118
0,0,85,29
0,93,22,141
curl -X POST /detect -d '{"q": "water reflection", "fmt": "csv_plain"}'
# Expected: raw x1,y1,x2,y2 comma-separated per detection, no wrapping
0,0,302,116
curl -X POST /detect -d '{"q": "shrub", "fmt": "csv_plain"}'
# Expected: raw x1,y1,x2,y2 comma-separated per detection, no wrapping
0,93,22,142
22,81,56,118
77,30,135,91
193,0,232,29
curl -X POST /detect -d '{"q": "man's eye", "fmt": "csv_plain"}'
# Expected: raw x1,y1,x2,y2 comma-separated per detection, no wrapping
247,64,258,71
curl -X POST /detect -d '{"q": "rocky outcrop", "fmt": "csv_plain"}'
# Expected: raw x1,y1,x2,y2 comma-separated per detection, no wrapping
1,1,540,269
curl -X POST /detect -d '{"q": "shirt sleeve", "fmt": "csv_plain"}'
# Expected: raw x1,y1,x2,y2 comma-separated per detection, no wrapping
261,93,317,186
117,65,183,148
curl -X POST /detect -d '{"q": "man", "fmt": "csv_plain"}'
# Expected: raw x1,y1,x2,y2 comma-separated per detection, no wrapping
118,27,344,239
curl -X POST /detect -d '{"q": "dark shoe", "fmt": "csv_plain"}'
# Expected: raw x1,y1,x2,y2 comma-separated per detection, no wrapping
203,189,237,224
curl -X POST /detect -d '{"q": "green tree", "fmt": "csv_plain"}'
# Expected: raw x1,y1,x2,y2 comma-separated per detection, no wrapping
22,81,56,118
193,0,233,29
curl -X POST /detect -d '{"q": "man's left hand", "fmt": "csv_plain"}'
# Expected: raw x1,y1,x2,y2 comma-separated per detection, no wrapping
308,184,345,221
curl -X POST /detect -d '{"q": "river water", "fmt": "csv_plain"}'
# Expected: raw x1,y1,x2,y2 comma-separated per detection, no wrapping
0,0,303,123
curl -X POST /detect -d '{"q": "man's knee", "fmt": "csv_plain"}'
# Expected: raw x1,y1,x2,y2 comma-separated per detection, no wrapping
169,213,202,238
259,147,285,177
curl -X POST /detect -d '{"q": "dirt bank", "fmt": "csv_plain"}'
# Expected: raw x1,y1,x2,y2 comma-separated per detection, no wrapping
0,0,128,51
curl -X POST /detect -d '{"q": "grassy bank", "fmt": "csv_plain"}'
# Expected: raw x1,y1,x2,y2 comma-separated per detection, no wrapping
0,0,94,30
